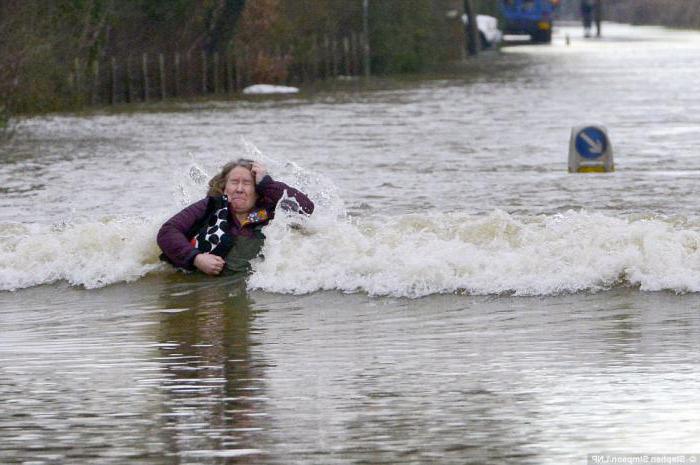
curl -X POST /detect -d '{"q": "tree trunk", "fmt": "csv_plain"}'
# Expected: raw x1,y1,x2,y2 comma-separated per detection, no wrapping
464,0,479,56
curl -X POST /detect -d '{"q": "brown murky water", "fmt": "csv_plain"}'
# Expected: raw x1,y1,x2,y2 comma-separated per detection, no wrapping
2,24,700,464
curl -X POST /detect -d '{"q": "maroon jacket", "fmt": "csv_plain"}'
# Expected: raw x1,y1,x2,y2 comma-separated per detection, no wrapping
157,175,314,269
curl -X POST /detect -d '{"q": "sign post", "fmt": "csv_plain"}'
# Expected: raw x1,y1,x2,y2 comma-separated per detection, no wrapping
568,125,614,173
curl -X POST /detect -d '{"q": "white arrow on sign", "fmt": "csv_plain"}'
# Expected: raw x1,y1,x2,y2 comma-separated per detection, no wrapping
580,131,604,154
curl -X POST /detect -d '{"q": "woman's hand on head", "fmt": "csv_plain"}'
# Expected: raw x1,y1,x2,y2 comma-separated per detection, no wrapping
251,161,267,184
193,253,225,275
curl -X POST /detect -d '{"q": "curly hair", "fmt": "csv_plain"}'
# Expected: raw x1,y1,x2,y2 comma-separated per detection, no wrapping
207,159,254,196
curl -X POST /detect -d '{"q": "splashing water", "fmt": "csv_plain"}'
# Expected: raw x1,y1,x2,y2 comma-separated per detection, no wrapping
4,143,700,296
249,209,700,297
0,218,164,291
0,143,344,292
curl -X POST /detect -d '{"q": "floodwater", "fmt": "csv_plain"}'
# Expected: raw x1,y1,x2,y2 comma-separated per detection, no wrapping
2,23,700,464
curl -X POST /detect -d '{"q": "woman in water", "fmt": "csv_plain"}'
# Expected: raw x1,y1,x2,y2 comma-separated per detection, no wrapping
157,159,314,275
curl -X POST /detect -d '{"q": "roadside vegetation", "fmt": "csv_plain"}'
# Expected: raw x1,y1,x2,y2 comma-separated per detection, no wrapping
0,0,497,130
6,0,692,135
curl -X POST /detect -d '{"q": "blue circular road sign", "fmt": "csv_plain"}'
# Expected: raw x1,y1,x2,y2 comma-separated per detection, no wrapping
575,127,608,159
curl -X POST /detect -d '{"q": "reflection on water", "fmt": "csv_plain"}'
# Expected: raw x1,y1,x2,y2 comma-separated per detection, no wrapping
154,277,268,462
0,276,273,464
2,283,699,464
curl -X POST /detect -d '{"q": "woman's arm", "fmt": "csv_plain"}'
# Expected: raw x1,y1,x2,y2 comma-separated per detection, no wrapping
256,175,315,215
251,161,315,216
157,198,209,269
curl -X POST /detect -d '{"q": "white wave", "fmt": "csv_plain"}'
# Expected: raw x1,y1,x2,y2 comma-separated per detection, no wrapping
248,209,700,297
0,218,163,291
4,209,700,296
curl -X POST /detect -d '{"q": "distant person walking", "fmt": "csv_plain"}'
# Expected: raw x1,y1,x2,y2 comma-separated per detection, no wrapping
581,0,594,38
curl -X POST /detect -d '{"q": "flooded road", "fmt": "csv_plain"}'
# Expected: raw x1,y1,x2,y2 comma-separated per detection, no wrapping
2,23,700,464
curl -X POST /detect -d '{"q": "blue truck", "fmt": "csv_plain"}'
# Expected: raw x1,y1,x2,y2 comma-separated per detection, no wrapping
499,0,560,43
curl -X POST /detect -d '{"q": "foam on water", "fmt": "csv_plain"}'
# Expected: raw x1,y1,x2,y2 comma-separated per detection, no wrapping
4,144,700,296
0,218,164,291
249,209,700,297
3,203,700,296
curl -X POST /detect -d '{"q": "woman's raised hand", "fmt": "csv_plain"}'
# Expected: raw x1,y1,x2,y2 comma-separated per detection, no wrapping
251,161,268,184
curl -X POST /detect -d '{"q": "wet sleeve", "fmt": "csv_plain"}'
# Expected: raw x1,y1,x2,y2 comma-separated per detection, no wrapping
256,175,315,215
156,198,209,269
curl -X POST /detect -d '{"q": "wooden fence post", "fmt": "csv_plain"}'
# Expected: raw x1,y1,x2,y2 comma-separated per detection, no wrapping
323,36,331,79
301,46,307,84
110,57,117,104
274,45,283,84
351,32,359,76
201,50,208,94
213,52,220,94
185,51,192,96
343,36,351,76
242,46,250,89
159,53,166,99
125,56,133,103
331,38,338,77
74,58,81,97
287,46,296,84
226,47,233,93
235,48,243,91
91,60,99,105
311,35,319,80
174,52,180,97
142,53,149,102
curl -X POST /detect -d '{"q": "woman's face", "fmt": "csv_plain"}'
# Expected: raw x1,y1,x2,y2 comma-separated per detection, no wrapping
224,166,257,214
